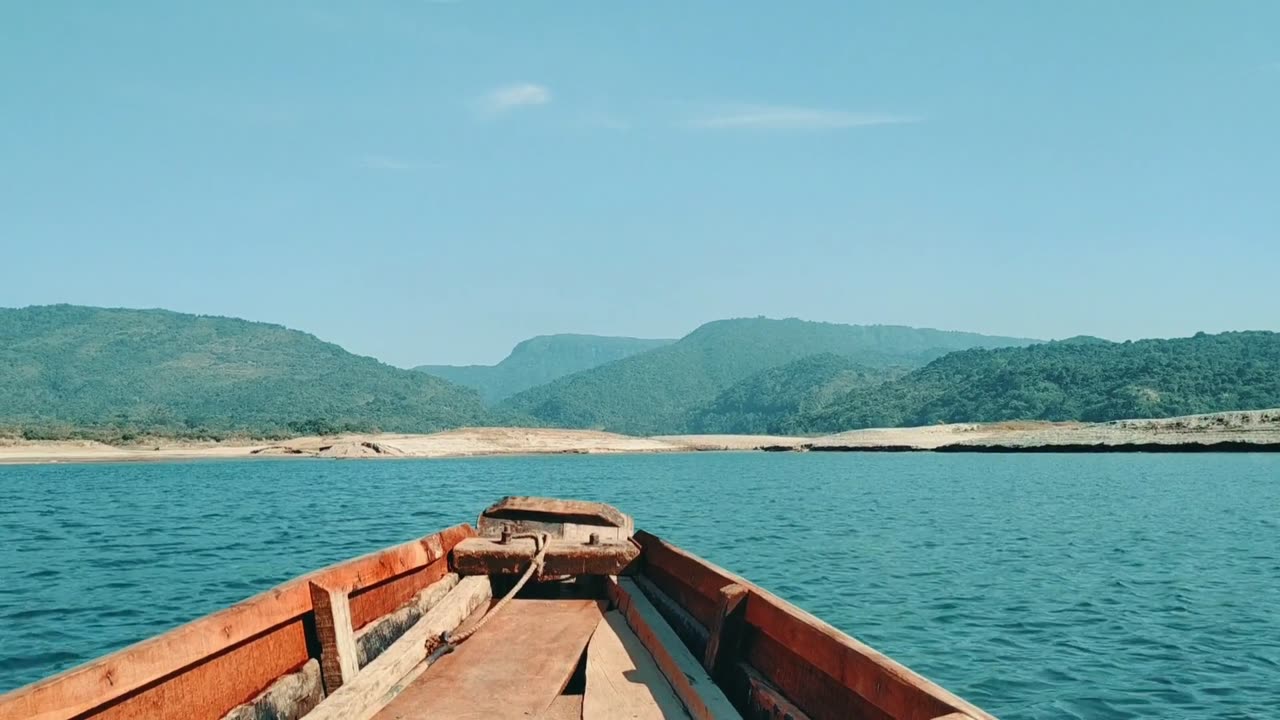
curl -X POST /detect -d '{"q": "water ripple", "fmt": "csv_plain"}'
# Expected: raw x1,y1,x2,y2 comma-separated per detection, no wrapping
1,454,1278,717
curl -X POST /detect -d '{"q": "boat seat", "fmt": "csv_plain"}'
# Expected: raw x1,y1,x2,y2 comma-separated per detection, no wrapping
452,536,642,576
371,599,689,719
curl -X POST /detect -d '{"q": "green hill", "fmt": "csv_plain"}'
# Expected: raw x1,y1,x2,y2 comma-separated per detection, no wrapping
791,331,1280,432
0,305,491,440
686,354,904,434
501,317,1037,435
417,334,673,404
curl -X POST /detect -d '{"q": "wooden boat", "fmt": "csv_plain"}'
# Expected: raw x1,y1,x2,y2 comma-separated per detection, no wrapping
0,498,995,720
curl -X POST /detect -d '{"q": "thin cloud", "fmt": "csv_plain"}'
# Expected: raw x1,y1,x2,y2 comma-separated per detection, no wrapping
481,83,552,113
689,104,920,131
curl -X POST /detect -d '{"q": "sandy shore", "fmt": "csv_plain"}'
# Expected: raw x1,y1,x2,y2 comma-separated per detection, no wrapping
0,428,800,465
806,410,1280,451
2,410,1277,465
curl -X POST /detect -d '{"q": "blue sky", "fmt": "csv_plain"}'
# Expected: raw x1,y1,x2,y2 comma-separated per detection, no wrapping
3,2,1278,366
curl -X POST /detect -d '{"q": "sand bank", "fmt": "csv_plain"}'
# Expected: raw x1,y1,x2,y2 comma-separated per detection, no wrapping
0,428,794,465
805,410,1280,451
2,410,1277,465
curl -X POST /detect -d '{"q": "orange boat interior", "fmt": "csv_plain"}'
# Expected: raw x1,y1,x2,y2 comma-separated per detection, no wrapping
0,498,993,720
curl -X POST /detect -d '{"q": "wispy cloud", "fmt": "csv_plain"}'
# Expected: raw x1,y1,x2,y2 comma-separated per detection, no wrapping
355,154,419,171
481,83,552,114
689,104,919,131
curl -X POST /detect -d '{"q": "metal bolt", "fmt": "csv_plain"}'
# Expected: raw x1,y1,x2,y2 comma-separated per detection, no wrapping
587,532,600,546
499,525,512,545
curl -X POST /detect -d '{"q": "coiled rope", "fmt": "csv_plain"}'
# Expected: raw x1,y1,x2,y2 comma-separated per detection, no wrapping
437,532,550,650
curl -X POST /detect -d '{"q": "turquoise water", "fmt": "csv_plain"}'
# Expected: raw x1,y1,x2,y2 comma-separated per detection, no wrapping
1,454,1277,718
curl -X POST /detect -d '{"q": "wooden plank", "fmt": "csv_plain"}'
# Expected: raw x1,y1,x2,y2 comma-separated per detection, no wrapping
738,663,811,720
307,575,492,720
930,715,977,720
479,496,632,531
453,537,641,576
632,575,710,660
635,531,995,720
743,598,955,720
221,658,323,720
350,558,452,630
743,631,890,720
636,533,737,604
606,577,741,720
0,524,475,720
92,620,310,720
309,582,359,692
584,611,689,720
540,694,585,720
355,573,460,667
373,599,605,720
702,584,748,678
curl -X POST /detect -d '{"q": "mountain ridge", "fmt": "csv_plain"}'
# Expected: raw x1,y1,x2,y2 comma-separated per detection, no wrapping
501,317,1039,435
0,304,491,440
416,333,673,403
789,330,1280,432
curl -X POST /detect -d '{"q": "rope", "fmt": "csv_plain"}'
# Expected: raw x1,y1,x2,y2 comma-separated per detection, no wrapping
439,532,549,649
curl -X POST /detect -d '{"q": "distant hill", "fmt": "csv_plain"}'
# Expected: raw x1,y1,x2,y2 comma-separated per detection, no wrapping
0,305,491,440
791,331,1280,432
501,317,1038,435
417,334,673,403
686,354,905,435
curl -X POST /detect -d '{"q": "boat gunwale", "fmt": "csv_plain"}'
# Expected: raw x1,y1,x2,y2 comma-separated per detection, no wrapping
635,529,996,720
1,512,997,720
0,523,475,720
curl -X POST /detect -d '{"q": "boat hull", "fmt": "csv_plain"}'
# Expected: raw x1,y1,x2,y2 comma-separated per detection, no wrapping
0,500,994,720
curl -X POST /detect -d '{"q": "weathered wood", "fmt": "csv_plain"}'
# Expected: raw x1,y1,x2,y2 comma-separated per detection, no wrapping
745,630,891,720
744,597,955,720
542,694,586,720
632,575,710,659
91,620,310,720
635,531,996,720
453,537,641,576
220,658,323,720
304,575,493,720
584,611,689,720
0,524,475,720
367,657,432,716
929,715,977,720
309,582,359,692
478,496,633,534
642,562,718,630
702,584,748,678
738,663,811,720
606,577,741,720
372,599,605,719
350,558,452,630
354,573,460,667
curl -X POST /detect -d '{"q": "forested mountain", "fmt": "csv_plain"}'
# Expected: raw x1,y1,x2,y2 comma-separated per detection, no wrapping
500,317,1037,435
417,334,673,403
686,354,904,434
790,331,1280,432
0,305,491,439
10,306,1269,442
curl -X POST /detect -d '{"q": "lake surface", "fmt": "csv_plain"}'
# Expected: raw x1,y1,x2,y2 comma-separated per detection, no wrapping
1,453,1277,718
